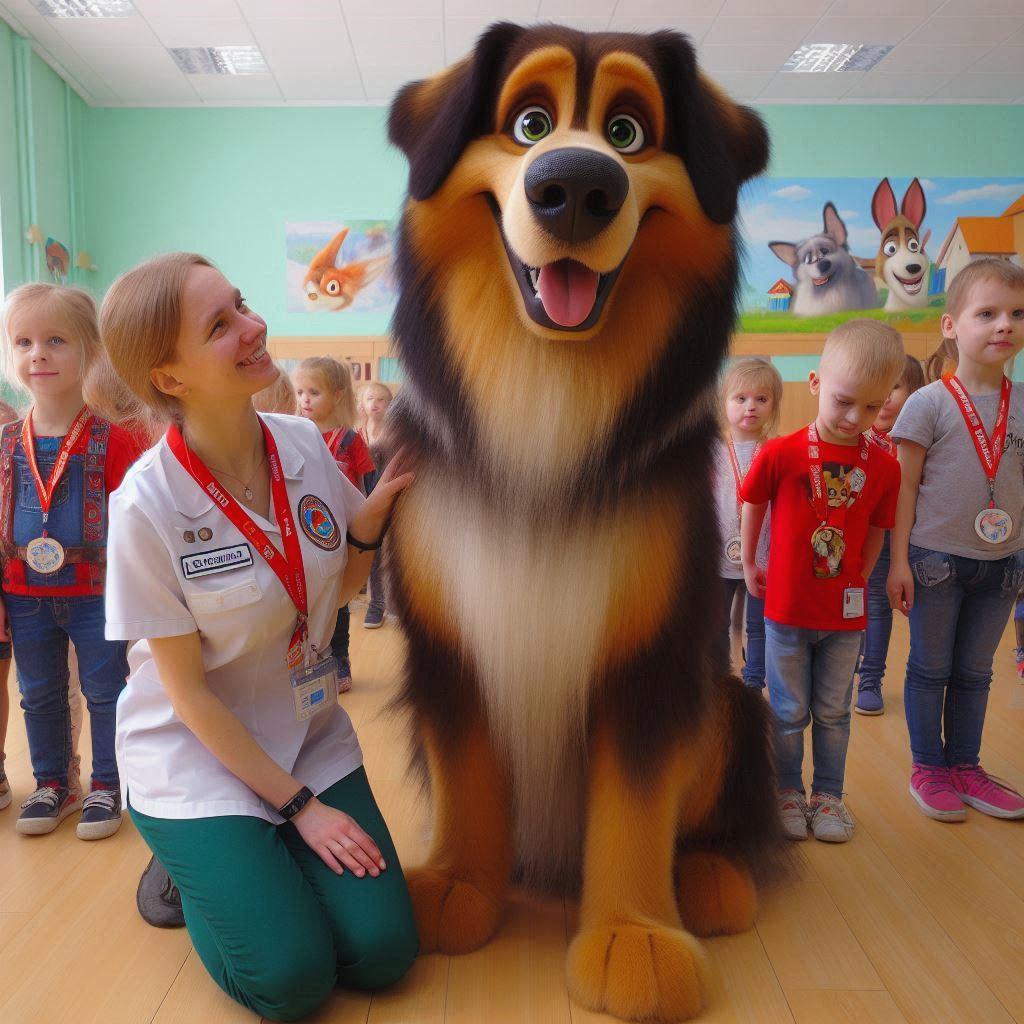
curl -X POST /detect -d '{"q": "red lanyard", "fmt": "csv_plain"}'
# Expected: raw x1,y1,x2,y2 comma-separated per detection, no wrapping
726,437,760,526
807,422,868,531
866,426,894,454
166,418,309,667
942,373,1012,510
22,405,92,535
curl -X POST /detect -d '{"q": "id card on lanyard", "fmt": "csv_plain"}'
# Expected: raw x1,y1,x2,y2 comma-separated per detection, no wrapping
942,373,1014,545
166,419,339,721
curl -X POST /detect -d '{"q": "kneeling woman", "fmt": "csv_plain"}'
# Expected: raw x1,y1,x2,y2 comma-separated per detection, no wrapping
100,253,417,1021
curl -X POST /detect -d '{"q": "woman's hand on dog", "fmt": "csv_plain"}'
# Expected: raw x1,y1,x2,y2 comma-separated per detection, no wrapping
292,798,387,878
350,446,415,543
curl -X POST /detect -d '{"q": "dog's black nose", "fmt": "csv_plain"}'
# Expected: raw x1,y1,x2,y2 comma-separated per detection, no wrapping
525,148,628,244
818,259,832,274
906,263,922,274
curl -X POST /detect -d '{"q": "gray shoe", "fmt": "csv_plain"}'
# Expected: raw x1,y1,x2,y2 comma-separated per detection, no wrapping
809,792,855,843
778,788,809,841
0,754,10,811
137,855,186,928
363,606,385,629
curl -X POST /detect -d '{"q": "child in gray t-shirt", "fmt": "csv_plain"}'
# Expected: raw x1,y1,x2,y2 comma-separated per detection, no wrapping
887,258,1024,823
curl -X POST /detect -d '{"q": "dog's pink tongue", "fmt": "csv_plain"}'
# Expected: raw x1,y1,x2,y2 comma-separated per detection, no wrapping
537,260,599,328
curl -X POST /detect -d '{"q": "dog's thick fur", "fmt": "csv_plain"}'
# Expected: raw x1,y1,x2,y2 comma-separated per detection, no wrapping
385,23,783,1022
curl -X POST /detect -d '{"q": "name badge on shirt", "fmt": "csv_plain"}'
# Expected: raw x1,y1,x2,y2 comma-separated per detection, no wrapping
843,587,865,619
180,544,253,579
292,653,340,722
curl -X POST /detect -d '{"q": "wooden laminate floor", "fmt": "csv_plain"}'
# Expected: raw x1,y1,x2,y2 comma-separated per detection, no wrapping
1,600,1023,1024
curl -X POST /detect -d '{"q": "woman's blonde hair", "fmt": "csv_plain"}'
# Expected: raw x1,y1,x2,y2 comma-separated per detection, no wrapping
1,282,141,424
721,356,784,437
295,356,357,429
253,365,298,415
100,252,215,423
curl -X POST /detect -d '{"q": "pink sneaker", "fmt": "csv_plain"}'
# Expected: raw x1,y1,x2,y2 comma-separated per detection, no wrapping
950,765,1024,820
909,764,966,822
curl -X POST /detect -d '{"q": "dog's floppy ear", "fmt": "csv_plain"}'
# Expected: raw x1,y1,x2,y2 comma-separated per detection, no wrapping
388,21,524,200
649,31,769,225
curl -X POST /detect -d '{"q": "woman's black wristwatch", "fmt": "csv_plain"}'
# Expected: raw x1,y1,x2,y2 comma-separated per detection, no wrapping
346,529,384,552
278,785,314,820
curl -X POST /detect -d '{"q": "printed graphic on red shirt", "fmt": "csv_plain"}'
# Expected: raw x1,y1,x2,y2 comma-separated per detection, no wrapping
741,425,900,631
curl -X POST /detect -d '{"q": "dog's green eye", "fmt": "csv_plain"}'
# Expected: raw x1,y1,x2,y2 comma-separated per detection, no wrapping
607,115,644,154
513,106,553,145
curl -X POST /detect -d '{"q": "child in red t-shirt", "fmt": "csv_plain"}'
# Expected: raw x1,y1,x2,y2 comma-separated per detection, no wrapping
293,356,374,692
0,284,144,838
741,321,903,844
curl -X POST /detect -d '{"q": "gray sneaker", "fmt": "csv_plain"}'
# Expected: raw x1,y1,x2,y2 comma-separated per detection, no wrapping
0,754,10,811
809,792,855,843
16,783,82,835
778,788,809,841
137,855,186,928
363,606,385,629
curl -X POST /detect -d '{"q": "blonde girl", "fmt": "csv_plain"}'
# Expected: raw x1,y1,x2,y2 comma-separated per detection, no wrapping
357,382,394,628
294,357,374,687
714,357,782,689
888,259,1024,821
0,283,143,839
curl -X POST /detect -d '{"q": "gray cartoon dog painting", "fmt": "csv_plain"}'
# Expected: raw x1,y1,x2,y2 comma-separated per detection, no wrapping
770,203,879,315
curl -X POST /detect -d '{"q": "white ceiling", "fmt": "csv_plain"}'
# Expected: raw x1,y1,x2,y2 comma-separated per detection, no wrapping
0,0,1022,107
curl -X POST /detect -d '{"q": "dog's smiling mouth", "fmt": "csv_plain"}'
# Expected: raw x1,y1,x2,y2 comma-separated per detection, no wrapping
812,272,833,287
486,195,624,332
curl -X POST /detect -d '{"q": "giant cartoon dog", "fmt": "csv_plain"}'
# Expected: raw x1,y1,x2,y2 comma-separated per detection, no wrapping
385,23,782,1022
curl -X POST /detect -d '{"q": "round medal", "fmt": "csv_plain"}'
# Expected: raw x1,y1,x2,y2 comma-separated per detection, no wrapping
725,536,742,565
975,507,1013,545
25,536,65,574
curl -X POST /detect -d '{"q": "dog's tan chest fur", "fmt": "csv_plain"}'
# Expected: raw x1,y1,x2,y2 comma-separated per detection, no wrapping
394,471,684,886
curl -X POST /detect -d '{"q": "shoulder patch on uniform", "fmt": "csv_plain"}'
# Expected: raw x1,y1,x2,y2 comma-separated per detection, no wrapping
299,494,341,551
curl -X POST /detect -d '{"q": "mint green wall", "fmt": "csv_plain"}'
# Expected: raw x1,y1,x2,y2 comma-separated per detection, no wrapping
79,102,1024,339
0,23,86,295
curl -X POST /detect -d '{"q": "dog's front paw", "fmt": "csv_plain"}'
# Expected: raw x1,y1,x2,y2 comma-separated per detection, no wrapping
676,851,757,937
567,922,707,1022
406,866,504,955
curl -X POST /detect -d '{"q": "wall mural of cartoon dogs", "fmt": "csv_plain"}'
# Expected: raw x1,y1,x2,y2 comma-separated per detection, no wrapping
871,177,931,312
769,203,879,315
384,23,784,1023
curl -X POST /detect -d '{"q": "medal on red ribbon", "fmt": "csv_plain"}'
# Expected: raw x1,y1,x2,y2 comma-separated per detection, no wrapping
725,437,760,565
942,373,1014,545
807,423,869,579
22,406,92,574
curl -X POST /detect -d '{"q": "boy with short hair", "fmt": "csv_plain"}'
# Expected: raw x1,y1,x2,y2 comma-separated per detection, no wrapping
741,320,904,843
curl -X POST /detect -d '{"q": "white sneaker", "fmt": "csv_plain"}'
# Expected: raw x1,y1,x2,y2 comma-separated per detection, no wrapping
809,792,855,843
778,788,808,841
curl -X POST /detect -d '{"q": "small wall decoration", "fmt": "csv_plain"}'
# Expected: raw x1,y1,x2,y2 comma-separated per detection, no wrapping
286,220,395,315
737,177,1024,335
45,237,70,282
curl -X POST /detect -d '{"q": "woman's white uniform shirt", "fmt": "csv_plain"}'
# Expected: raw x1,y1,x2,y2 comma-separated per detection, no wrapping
106,414,365,822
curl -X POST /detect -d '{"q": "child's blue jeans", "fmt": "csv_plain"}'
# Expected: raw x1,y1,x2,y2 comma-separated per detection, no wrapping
5,593,127,786
765,618,862,798
856,532,892,691
904,544,1024,768
717,578,766,688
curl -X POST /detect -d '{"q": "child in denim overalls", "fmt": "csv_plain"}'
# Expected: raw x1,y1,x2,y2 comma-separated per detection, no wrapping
0,284,142,838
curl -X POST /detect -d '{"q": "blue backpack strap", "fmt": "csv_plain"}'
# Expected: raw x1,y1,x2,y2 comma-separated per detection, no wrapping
336,429,357,455
0,420,22,558
83,417,110,546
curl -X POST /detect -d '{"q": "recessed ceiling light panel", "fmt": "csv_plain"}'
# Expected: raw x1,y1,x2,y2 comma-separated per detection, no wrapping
30,0,134,16
782,43,893,73
169,46,269,76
